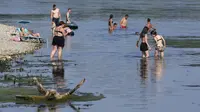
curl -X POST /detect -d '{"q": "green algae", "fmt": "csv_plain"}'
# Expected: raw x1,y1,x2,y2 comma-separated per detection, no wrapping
166,39,200,48
0,87,105,104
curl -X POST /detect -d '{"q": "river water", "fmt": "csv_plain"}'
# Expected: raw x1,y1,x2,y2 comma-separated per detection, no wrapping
1,0,200,112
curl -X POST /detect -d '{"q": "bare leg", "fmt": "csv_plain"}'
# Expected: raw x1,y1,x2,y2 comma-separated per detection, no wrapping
33,33,40,37
50,45,57,61
142,51,145,58
154,50,159,57
58,47,63,60
160,51,164,58
145,50,149,58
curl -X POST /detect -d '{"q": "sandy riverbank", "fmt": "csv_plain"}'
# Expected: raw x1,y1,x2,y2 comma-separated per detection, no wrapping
0,24,41,60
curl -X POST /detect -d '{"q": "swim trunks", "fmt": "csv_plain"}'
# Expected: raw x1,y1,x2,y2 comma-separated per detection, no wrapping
52,36,65,47
121,26,127,29
140,42,148,51
52,17,60,26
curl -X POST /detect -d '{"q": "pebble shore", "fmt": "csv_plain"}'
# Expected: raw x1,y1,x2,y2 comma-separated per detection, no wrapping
0,24,41,61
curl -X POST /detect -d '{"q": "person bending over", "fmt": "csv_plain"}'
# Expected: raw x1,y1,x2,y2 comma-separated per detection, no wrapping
151,30,166,58
63,24,74,36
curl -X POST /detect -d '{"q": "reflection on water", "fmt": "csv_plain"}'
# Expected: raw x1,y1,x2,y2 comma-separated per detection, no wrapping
139,58,149,85
138,57,166,83
1,0,200,111
37,103,80,112
52,61,65,89
0,60,12,73
136,58,166,110
37,105,59,112
151,58,165,82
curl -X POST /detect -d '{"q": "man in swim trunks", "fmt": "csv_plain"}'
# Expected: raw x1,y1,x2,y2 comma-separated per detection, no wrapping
120,14,128,28
66,8,72,23
51,4,61,26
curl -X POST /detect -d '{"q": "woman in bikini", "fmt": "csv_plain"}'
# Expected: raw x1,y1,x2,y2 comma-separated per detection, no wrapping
108,14,114,31
151,30,166,58
50,21,68,61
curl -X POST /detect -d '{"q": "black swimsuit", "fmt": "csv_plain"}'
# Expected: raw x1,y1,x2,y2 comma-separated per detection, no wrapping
139,26,149,51
108,19,113,26
52,30,65,47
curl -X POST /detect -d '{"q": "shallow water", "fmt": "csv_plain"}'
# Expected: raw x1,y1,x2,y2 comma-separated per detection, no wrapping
1,0,200,112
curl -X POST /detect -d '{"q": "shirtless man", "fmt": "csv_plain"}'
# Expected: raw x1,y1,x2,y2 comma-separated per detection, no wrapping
66,8,72,23
146,18,156,32
51,4,61,26
120,14,128,28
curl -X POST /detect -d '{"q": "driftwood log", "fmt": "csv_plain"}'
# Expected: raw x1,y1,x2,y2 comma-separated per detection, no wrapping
16,77,86,102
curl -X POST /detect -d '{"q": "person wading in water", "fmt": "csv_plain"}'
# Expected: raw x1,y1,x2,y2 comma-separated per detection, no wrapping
66,8,72,23
50,21,67,62
120,14,129,29
108,14,114,32
51,4,61,26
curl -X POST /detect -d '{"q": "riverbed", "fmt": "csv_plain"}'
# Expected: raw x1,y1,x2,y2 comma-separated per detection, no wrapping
1,0,200,112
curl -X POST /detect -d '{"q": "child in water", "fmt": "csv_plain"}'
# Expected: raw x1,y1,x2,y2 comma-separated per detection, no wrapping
113,23,118,30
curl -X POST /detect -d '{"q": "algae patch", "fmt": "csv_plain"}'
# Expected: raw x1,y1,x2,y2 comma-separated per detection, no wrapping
165,36,200,48
0,87,105,103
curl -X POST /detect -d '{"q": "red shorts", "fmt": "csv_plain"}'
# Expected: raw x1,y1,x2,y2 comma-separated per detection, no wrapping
121,26,127,29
